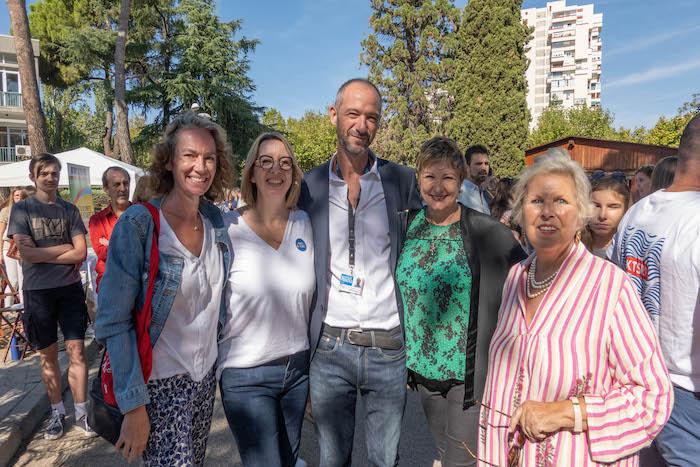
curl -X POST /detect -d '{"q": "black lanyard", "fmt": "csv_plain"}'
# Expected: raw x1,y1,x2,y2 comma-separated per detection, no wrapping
334,154,372,275
348,199,356,274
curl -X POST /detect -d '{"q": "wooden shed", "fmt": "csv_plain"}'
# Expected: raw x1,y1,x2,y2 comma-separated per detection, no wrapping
525,136,678,175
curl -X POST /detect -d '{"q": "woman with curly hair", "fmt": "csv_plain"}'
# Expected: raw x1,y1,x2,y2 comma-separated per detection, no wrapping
96,112,234,465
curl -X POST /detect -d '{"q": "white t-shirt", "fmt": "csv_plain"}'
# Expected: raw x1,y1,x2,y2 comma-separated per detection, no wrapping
613,190,700,392
150,212,224,382
217,209,315,374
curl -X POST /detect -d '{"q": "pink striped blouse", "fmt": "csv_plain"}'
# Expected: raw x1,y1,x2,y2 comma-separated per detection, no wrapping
479,242,672,466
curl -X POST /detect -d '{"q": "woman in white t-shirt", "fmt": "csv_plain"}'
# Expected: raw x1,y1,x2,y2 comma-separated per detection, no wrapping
218,132,315,467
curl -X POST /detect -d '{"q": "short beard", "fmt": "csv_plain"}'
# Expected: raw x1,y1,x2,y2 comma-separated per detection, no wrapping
338,134,368,157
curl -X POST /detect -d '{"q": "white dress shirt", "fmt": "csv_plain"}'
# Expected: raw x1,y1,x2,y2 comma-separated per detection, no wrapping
150,212,223,382
458,179,490,214
324,156,401,330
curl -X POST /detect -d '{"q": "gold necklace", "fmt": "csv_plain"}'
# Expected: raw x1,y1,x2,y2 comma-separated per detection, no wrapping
163,196,201,231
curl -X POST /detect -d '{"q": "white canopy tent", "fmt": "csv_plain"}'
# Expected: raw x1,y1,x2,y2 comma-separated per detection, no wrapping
0,147,144,199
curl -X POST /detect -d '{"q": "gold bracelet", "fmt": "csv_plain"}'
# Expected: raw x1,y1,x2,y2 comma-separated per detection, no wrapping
570,396,583,433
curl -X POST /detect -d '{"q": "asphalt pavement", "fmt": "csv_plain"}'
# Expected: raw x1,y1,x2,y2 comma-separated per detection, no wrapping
9,355,439,467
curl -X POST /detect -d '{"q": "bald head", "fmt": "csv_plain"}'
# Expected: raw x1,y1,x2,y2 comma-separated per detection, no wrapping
334,78,382,113
669,113,700,191
679,113,700,164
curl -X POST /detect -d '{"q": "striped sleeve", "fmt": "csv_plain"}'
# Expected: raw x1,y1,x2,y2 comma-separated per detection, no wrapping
583,274,673,463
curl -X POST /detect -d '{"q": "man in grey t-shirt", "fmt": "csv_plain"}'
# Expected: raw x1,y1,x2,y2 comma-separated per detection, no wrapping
7,153,94,440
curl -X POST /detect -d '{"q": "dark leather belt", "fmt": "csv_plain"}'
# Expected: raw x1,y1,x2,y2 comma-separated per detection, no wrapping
322,324,403,350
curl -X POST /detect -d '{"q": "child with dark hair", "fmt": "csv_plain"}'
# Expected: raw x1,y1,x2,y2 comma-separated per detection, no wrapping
582,175,631,259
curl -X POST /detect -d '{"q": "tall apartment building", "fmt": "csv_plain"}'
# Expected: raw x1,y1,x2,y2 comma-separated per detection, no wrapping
522,1,602,128
0,34,40,164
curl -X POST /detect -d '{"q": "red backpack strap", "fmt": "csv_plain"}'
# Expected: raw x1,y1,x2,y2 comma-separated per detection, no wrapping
139,201,160,308
134,202,160,382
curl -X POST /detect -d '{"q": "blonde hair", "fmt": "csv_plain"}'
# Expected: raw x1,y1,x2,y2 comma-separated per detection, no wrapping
1,187,28,209
132,174,154,203
511,148,593,232
149,112,235,202
240,132,303,209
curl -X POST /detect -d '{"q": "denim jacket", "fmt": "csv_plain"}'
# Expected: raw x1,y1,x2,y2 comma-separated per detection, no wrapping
95,197,232,414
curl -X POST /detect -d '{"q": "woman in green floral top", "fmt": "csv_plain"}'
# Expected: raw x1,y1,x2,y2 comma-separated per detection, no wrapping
397,137,525,467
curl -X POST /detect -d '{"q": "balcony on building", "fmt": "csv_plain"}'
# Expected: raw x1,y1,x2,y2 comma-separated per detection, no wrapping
551,30,576,42
551,79,575,91
550,21,576,33
551,10,578,23
0,34,40,164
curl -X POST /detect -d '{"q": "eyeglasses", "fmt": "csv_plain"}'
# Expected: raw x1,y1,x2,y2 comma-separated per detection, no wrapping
589,171,627,184
610,171,627,183
255,155,294,171
459,401,523,467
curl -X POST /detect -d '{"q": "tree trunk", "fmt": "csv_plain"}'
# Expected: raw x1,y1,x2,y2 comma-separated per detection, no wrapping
102,67,115,156
114,0,133,164
7,0,47,156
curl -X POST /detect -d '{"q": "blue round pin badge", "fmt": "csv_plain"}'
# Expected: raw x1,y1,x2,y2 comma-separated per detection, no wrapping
296,238,307,252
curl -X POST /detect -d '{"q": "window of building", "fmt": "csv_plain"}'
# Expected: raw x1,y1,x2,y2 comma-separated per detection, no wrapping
8,128,28,147
4,72,19,93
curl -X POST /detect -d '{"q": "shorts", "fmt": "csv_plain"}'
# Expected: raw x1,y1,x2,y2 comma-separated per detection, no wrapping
23,281,88,350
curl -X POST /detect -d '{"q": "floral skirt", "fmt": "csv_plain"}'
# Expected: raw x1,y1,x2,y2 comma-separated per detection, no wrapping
143,367,216,467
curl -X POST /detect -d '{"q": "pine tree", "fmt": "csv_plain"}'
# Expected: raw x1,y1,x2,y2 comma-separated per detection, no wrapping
448,0,530,176
361,0,460,165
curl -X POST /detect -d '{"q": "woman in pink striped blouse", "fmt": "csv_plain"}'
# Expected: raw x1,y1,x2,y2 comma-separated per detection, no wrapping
479,150,673,466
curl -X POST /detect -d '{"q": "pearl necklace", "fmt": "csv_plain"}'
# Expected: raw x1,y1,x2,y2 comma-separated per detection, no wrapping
526,257,559,299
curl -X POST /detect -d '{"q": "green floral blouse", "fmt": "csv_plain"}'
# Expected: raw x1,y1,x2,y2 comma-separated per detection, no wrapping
397,209,472,382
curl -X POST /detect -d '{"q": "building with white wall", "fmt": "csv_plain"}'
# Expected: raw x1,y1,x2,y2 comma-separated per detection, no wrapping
522,1,602,128
0,34,40,164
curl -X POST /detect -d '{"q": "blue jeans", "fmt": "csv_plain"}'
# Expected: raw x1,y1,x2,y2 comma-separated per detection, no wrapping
220,350,309,467
310,327,407,467
654,385,700,466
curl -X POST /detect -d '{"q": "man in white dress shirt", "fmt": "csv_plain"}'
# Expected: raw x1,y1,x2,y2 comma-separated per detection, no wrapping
299,79,421,467
457,144,491,214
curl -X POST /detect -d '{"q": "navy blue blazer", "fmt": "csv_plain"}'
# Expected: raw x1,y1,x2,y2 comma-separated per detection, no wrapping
299,155,422,357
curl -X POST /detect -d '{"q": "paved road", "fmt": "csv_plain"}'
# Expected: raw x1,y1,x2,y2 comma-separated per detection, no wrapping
10,357,438,467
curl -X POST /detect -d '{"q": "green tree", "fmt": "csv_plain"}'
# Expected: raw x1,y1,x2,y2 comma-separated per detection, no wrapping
262,108,336,171
646,94,699,147
43,84,103,153
30,0,120,155
286,111,337,171
527,104,617,147
448,0,530,176
361,0,460,165
129,0,262,163
615,126,648,144
261,108,286,132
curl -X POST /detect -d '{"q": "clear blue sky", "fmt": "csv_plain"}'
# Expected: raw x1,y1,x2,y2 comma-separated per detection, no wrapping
1,0,699,130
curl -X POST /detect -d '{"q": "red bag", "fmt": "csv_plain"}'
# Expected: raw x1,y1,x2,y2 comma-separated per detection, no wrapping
100,202,160,407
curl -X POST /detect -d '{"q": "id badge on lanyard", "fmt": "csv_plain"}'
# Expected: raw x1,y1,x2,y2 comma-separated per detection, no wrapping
340,198,364,296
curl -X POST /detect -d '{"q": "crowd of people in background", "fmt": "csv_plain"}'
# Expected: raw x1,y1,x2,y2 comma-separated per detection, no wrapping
1,77,698,467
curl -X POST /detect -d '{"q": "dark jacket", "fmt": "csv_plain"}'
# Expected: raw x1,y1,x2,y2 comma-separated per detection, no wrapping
299,154,422,359
399,204,526,409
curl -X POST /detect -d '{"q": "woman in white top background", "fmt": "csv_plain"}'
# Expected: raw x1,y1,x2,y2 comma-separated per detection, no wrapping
218,132,315,467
